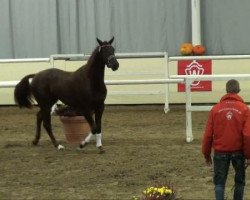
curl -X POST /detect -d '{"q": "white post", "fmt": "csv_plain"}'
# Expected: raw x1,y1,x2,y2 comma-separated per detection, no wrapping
191,0,201,45
50,55,55,68
185,78,193,142
164,52,170,113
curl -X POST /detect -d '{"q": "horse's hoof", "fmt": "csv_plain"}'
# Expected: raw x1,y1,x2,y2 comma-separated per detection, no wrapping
57,144,65,150
98,146,105,154
32,140,39,146
79,142,88,149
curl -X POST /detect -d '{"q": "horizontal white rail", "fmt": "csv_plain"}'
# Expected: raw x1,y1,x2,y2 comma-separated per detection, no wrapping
50,54,85,60
0,79,184,88
169,54,250,61
51,52,167,61
115,52,166,58
189,105,250,112
188,105,213,111
171,74,250,81
105,79,184,85
1,53,250,63
0,81,19,88
0,52,167,64
109,90,165,95
50,53,250,62
106,72,163,76
0,58,50,63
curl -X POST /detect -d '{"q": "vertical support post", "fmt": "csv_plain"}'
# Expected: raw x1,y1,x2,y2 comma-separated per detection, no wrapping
164,52,170,113
191,0,201,45
50,55,55,68
185,78,193,142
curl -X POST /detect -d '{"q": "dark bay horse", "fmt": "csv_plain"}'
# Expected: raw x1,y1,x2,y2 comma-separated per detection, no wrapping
14,37,119,153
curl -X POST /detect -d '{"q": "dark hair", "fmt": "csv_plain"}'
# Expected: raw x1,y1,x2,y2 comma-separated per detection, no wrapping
226,79,240,94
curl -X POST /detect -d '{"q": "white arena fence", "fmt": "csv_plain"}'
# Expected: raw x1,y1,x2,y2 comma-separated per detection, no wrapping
168,55,250,142
1,53,250,143
171,74,250,143
0,52,172,111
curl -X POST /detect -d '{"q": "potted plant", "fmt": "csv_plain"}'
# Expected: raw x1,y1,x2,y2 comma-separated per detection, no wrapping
55,105,91,144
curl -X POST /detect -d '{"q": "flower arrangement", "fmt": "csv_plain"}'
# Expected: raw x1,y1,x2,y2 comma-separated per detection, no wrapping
133,182,177,200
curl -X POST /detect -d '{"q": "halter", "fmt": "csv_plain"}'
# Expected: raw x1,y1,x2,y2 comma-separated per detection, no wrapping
98,44,116,66
98,44,112,52
107,55,116,66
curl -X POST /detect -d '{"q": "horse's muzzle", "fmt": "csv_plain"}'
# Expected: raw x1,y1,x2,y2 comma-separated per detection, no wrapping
108,60,119,71
112,63,119,71
107,55,119,71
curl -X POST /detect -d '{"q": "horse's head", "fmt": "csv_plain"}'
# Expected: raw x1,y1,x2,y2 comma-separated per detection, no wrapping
97,37,119,71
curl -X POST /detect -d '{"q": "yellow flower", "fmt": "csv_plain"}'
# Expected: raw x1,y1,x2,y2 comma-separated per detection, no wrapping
159,188,164,195
139,183,175,200
132,196,139,200
165,189,173,194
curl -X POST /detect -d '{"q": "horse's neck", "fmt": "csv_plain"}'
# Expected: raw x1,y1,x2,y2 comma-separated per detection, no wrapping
74,50,106,90
87,54,105,83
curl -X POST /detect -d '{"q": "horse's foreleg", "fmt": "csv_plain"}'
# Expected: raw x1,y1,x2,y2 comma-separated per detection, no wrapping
94,104,105,153
42,110,64,150
32,111,42,145
79,113,95,149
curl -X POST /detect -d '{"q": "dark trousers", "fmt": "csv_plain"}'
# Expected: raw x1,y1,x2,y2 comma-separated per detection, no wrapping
213,152,245,200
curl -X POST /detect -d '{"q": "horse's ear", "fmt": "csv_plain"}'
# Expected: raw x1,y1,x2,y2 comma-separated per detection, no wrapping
96,38,103,46
108,37,114,44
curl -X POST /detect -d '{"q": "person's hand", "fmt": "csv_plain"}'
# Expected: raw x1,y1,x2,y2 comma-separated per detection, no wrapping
245,159,250,169
205,156,212,166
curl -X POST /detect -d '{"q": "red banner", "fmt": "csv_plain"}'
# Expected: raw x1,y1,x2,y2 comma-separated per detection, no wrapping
178,60,212,92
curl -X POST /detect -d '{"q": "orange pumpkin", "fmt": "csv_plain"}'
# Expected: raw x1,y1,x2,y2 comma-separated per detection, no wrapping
193,45,206,55
180,43,193,56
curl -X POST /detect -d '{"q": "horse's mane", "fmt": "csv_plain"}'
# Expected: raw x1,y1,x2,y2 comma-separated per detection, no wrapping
86,42,110,67
86,46,100,67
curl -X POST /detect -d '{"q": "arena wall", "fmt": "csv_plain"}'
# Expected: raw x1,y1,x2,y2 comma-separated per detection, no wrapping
1,58,250,105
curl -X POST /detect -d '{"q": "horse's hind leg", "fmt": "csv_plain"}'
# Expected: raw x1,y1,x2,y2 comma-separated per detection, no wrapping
42,108,64,150
32,110,42,145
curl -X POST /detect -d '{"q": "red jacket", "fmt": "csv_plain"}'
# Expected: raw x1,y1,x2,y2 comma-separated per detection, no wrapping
202,93,250,159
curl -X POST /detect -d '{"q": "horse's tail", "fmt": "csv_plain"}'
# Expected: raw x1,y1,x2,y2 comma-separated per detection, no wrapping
14,74,35,108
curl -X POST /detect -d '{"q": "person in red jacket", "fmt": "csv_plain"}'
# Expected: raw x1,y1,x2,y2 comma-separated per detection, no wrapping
202,79,250,200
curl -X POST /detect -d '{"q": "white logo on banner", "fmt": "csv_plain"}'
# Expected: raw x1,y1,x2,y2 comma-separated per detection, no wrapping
185,60,204,86
226,111,233,120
